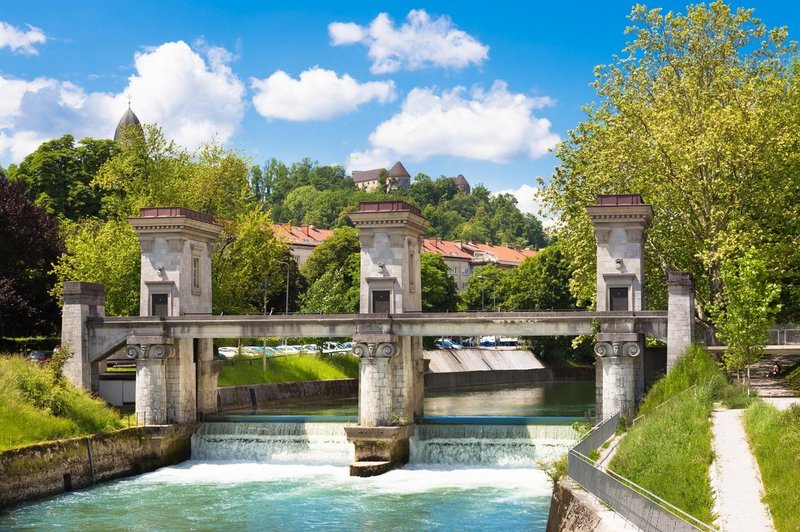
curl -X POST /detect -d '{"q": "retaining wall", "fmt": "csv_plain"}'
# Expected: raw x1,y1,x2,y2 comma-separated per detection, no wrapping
546,479,603,531
217,379,359,411
0,425,195,509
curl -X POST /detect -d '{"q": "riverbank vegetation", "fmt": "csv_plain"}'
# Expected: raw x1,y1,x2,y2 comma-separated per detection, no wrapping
217,353,359,387
608,346,722,524
742,401,800,531
0,355,125,451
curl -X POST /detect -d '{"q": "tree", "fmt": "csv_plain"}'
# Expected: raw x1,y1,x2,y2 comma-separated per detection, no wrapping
502,246,592,364
50,219,140,316
0,180,64,335
458,264,506,311
7,135,116,220
301,228,361,286
420,253,458,312
712,247,781,383
212,208,299,315
540,2,799,323
93,124,251,220
300,253,360,314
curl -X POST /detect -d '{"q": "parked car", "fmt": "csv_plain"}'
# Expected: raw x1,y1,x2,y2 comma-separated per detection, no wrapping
217,347,238,359
479,336,497,347
27,350,51,363
434,338,463,350
339,341,353,351
274,345,301,355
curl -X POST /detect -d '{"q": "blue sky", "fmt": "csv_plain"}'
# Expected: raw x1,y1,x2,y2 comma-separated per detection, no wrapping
1,1,798,215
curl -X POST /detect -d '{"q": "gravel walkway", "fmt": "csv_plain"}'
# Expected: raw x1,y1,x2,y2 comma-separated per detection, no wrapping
711,409,774,532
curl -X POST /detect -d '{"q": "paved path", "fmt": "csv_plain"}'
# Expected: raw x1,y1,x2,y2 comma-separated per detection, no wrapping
711,409,774,532
750,354,800,411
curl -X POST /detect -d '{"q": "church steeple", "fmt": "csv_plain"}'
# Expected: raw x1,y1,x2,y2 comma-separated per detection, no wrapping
114,103,142,142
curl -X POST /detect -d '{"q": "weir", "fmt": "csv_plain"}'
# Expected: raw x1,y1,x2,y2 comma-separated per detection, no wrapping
60,195,697,476
191,420,579,467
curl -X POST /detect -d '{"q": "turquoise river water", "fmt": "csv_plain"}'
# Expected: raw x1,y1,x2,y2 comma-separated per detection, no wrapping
1,381,594,531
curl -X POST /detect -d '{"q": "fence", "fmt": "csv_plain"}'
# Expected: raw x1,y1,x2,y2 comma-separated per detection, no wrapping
567,412,714,532
705,325,800,346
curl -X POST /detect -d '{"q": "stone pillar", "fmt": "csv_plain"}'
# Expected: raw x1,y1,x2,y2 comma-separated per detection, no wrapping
588,195,653,421
126,342,174,425
346,201,429,476
61,282,105,391
667,272,695,371
353,342,396,426
129,207,222,422
594,341,642,419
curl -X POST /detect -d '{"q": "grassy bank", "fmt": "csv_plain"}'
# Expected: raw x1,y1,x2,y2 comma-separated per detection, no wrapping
743,401,800,531
608,345,725,524
218,353,359,387
782,361,800,394
0,356,125,451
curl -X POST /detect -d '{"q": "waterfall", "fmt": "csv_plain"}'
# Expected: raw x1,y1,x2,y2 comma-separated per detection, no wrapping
410,424,578,466
192,421,578,468
192,422,355,465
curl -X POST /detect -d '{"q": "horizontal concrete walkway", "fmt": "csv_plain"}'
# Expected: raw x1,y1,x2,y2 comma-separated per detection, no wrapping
711,409,774,532
750,354,800,411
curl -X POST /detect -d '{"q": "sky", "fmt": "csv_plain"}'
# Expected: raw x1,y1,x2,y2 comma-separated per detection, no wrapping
1,1,799,217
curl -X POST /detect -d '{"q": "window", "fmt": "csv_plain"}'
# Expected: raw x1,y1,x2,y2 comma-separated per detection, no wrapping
151,294,169,316
192,257,200,289
372,290,390,313
609,287,629,311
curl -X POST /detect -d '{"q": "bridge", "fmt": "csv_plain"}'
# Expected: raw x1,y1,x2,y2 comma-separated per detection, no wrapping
62,196,695,476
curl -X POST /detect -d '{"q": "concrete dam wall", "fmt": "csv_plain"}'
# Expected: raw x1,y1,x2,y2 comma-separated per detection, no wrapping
424,348,546,373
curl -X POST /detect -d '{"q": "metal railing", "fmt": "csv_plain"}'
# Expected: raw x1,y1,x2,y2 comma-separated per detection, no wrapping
567,412,714,532
705,325,800,346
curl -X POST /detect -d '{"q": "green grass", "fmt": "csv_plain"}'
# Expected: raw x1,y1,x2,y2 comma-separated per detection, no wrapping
782,362,800,394
608,345,722,524
609,387,716,522
743,401,800,531
218,353,359,387
0,356,125,451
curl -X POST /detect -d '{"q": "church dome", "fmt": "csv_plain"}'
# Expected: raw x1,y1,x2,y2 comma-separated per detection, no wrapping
114,106,142,141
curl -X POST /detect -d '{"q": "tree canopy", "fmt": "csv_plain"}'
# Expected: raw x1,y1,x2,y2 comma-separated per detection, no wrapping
540,1,799,326
7,135,116,220
0,180,64,335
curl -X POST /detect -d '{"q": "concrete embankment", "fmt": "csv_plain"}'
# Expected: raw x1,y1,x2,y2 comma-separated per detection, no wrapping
0,425,194,509
217,378,358,411
424,348,592,390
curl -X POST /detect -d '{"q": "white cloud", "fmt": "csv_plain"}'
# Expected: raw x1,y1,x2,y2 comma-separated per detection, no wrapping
0,40,245,162
356,81,559,164
493,183,558,228
346,148,392,173
329,9,488,73
251,67,395,121
0,21,46,55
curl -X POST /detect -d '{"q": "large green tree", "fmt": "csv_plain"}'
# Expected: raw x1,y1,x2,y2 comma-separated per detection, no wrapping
50,219,140,316
420,253,458,312
0,180,64,335
213,208,300,315
540,2,800,326
712,247,781,381
7,134,116,220
301,228,361,286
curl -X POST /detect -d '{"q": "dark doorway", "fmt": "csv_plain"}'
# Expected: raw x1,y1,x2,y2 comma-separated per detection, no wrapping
372,290,390,313
151,293,169,316
609,287,629,311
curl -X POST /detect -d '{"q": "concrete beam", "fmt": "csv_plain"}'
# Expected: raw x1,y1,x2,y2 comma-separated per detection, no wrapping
84,311,669,360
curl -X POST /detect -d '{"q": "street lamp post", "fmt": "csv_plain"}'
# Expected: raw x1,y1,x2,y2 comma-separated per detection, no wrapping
277,261,291,315
478,275,485,311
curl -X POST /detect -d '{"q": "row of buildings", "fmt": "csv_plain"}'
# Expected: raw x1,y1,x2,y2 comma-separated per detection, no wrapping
272,224,538,291
352,161,471,195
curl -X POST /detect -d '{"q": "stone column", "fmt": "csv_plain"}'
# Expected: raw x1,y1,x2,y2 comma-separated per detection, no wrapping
127,343,174,425
353,342,396,426
61,282,105,391
667,272,695,371
594,340,642,420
